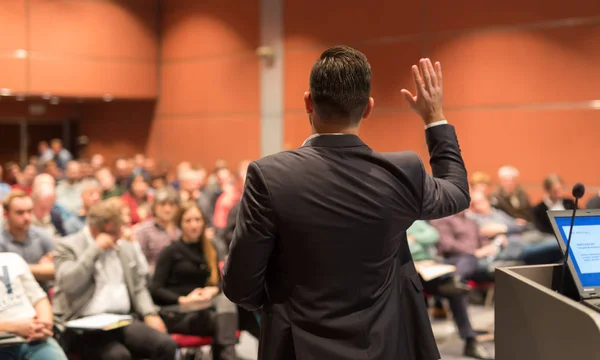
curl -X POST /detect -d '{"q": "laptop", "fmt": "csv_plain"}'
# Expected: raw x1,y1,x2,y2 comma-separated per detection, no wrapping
548,209,600,311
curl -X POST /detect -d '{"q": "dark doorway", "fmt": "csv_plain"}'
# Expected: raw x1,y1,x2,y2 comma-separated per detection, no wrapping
0,123,22,167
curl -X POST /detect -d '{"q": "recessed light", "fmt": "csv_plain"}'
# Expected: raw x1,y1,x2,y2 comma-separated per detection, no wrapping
102,94,114,102
41,93,52,100
16,94,25,101
50,96,60,105
590,100,600,110
0,88,12,96
14,49,27,59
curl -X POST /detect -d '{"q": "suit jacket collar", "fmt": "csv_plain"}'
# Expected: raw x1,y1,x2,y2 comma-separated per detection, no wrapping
301,134,366,148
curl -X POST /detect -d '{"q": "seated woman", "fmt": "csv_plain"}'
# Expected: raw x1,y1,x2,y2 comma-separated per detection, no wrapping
150,201,238,360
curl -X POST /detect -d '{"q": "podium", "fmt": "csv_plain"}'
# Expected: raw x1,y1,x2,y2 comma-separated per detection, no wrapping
496,264,600,360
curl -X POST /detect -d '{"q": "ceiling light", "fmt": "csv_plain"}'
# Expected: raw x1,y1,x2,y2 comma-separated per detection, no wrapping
50,96,60,105
0,88,12,96
16,94,25,101
102,94,114,102
14,49,27,59
590,100,600,110
41,93,52,100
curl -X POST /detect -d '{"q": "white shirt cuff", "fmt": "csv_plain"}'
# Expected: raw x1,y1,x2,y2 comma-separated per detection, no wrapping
424,120,448,129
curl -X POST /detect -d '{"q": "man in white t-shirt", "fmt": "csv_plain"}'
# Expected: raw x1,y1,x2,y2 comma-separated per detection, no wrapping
0,252,67,359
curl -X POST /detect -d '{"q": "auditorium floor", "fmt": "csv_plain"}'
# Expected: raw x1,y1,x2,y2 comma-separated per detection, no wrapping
226,305,496,359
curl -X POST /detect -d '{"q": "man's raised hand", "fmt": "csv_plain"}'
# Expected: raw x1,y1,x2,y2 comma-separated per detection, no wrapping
401,58,445,125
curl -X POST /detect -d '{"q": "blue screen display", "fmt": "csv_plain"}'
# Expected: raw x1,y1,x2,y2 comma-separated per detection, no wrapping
554,216,600,288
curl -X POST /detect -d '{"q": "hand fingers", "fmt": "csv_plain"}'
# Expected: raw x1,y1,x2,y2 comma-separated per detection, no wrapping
435,61,443,88
420,59,433,90
426,59,437,88
400,90,416,108
411,65,425,95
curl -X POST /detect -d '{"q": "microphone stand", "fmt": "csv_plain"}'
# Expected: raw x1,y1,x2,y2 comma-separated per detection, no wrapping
558,198,580,295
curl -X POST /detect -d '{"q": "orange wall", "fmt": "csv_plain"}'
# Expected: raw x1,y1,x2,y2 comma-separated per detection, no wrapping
284,0,600,202
0,0,158,99
150,0,261,168
78,101,156,162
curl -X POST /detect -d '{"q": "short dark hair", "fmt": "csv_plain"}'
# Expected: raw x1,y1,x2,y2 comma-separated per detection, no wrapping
309,45,371,125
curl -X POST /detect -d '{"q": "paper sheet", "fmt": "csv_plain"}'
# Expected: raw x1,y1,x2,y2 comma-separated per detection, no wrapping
414,260,456,281
66,313,133,331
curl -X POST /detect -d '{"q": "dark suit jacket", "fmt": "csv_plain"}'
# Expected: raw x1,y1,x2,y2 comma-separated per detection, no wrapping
222,200,240,248
223,125,470,360
532,198,576,234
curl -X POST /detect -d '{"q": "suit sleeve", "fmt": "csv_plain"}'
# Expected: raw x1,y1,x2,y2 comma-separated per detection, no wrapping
222,162,277,311
53,241,101,299
419,124,470,220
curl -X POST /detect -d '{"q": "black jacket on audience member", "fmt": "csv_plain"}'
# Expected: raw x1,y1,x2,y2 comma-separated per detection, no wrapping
532,198,576,234
150,240,212,305
223,125,470,360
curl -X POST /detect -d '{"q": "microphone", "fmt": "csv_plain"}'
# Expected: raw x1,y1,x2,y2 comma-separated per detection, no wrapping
558,182,585,295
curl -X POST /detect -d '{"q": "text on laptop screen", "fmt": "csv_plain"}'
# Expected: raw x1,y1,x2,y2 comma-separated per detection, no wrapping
555,216,600,288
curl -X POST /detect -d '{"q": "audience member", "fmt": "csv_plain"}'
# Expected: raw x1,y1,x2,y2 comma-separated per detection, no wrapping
5,161,20,186
179,169,213,227
0,252,67,360
490,166,532,222
63,180,102,235
50,139,72,170
532,174,576,234
52,198,177,360
12,165,36,195
31,184,66,238
90,153,105,172
95,166,123,199
0,191,55,289
430,211,502,281
468,191,561,265
213,179,241,230
122,173,152,225
44,161,63,181
55,161,83,215
114,157,133,188
170,161,191,190
407,221,492,360
151,201,238,360
38,140,55,165
118,198,150,279
79,159,95,180
135,186,181,275
469,171,492,198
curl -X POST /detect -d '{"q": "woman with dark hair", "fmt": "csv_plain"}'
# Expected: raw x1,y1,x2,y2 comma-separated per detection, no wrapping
121,173,152,225
150,201,238,360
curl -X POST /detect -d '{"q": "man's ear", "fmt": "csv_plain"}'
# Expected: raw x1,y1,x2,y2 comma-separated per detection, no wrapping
362,97,375,119
304,92,313,115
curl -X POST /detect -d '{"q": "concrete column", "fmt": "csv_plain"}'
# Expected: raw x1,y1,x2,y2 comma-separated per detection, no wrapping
259,0,284,157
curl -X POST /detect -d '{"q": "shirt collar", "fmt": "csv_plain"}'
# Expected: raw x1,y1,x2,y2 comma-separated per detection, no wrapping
301,133,345,146
301,133,365,148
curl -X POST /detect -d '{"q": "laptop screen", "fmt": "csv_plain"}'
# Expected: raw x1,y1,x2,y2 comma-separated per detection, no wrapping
554,216,600,288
